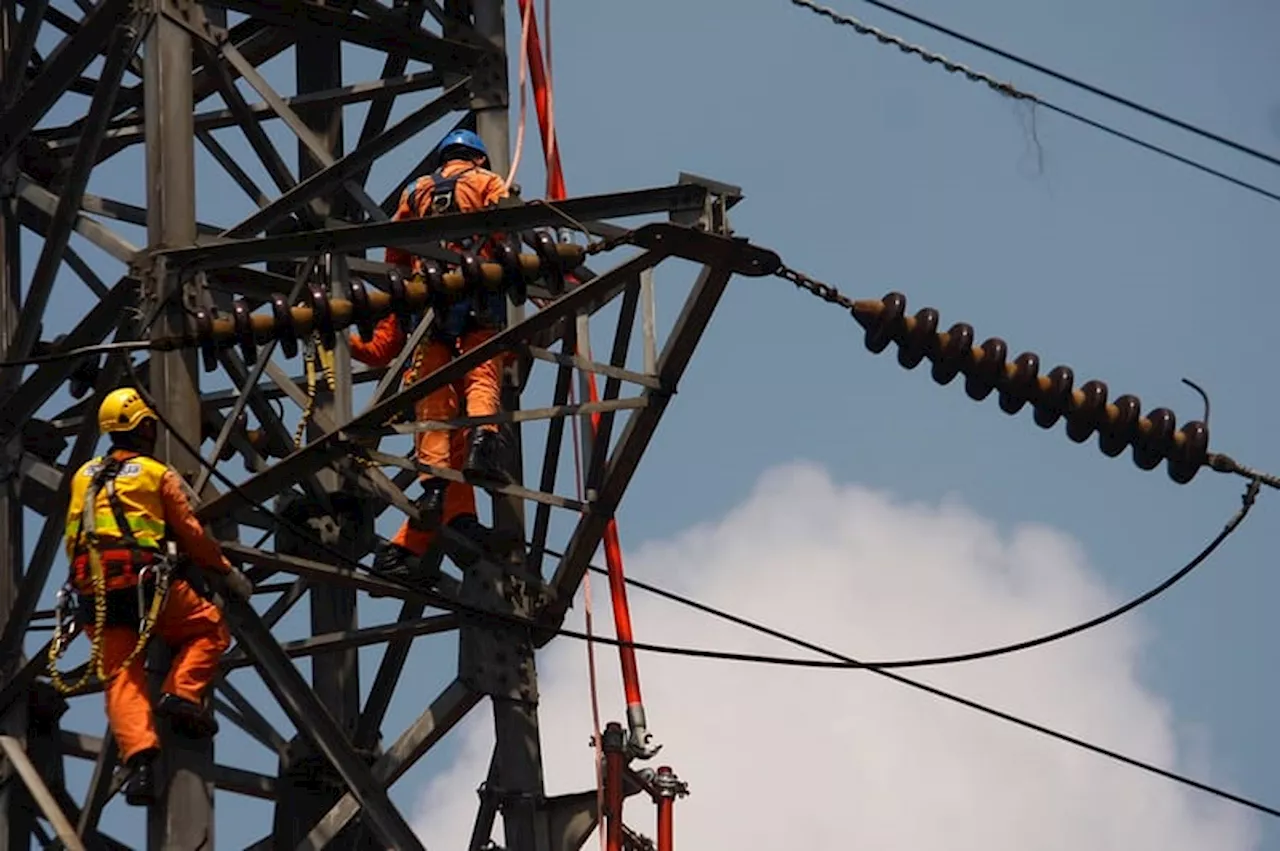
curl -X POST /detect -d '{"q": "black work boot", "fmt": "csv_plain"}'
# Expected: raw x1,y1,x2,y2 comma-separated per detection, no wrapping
123,749,159,806
463,429,511,483
157,693,218,738
446,514,523,568
410,479,448,531
370,541,444,592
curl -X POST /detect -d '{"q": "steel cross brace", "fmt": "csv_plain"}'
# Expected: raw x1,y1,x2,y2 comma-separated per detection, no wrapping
154,183,713,269
201,0,485,70
0,0,134,164
0,277,137,435
295,680,482,850
223,596,426,850
541,232,782,629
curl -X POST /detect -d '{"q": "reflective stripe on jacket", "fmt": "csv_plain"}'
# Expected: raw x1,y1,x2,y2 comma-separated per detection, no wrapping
64,450,233,595
65,454,168,555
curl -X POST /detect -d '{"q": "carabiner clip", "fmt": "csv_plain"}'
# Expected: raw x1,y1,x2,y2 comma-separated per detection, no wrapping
52,585,72,656
136,565,153,630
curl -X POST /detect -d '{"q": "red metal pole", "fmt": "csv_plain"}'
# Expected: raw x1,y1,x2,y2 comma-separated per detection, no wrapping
653,765,687,851
603,722,626,851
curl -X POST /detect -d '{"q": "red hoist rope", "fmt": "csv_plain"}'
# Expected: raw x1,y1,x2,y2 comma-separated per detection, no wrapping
514,0,649,740
514,4,653,848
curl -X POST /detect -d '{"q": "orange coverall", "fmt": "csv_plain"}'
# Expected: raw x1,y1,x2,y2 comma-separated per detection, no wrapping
350,158,510,555
70,451,232,763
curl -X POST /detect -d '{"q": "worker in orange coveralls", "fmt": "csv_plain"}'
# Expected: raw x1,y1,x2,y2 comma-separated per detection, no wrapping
64,387,253,806
350,128,520,588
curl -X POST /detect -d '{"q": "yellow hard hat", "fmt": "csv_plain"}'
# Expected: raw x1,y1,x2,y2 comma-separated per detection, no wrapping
98,387,156,435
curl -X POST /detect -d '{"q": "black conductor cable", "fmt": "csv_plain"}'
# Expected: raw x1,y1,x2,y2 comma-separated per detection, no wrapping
799,0,1280,172
786,0,1280,206
545,475,1259,670
119,364,1279,821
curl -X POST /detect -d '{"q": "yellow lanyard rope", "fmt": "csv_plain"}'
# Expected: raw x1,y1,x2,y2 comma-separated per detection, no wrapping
47,475,171,695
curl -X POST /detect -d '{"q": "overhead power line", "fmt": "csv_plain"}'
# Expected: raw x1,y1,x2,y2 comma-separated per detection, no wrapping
554,475,1258,670
787,0,1280,206
829,0,1280,171
544,496,1276,821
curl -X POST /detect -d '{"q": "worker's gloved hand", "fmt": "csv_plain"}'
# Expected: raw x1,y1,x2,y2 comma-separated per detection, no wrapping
222,567,254,602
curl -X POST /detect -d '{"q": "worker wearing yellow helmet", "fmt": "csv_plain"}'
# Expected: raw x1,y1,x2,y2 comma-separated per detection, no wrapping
63,387,252,806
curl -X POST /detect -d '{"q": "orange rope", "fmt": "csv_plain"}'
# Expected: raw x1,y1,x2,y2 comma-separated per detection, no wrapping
504,1,533,190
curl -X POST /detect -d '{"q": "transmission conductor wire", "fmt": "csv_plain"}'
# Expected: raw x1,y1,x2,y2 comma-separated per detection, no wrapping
550,475,1259,670
801,0,1280,171
543,492,1276,821
119,359,1279,822
786,0,1280,206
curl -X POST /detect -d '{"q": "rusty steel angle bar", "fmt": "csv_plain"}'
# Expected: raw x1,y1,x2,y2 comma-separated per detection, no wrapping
0,348,133,670
102,18,296,144
74,726,116,842
354,599,428,750
294,679,482,850
196,245,668,522
219,77,471,239
220,613,459,671
2,0,46,105
159,184,711,269
10,19,141,371
0,736,86,851
15,177,140,264
224,599,426,850
530,329,578,573
216,39,387,222
221,541,463,604
60,730,278,801
579,278,642,494
45,70,446,152
351,1,430,188
0,0,132,163
543,261,738,629
204,0,483,68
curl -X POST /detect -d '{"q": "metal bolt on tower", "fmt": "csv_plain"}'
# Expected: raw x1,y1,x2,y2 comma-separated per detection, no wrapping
0,1,770,847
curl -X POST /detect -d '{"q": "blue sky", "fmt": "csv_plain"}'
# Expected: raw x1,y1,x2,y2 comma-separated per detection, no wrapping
18,0,1280,847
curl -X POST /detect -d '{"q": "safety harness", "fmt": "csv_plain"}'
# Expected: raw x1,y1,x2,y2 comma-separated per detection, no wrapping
406,165,477,221
405,166,509,340
48,455,176,695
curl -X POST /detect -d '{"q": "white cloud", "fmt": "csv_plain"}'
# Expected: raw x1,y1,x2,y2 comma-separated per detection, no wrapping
412,462,1258,850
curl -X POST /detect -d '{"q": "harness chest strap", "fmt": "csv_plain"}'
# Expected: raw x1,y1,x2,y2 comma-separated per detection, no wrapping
69,456,165,592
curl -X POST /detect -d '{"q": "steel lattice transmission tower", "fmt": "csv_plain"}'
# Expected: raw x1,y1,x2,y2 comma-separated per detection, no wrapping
0,1,769,848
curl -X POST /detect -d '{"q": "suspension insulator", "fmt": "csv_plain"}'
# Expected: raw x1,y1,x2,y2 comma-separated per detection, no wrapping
348,280,374,343
457,251,484,292
897,307,938,369
194,307,220,372
850,292,1211,484
232,299,257,364
184,239,584,369
532,230,565,296
308,285,336,350
386,270,412,335
497,239,528,306
270,293,298,359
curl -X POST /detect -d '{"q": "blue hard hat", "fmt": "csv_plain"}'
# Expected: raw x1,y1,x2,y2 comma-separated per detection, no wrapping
438,129,488,161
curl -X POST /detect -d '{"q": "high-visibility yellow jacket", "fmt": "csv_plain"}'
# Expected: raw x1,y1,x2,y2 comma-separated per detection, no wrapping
64,450,230,594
